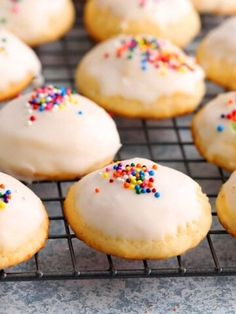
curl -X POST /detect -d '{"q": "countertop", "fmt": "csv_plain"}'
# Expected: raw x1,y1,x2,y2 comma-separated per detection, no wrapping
1,277,236,313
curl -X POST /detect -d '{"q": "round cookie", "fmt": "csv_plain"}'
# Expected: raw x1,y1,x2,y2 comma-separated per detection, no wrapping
191,0,236,15
84,0,200,48
0,29,41,102
0,0,75,46
0,172,48,269
64,158,212,260
0,85,121,182
76,35,205,119
197,17,236,90
216,171,236,237
192,92,236,172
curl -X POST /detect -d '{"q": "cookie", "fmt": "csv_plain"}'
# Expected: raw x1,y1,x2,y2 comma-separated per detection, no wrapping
64,158,212,260
191,0,236,15
0,0,75,46
0,29,41,102
0,172,48,269
84,0,200,48
192,92,236,172
216,171,236,237
76,35,205,119
0,85,121,182
197,17,236,90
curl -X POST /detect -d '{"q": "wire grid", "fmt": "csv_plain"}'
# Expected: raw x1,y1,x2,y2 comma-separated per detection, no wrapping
1,2,236,282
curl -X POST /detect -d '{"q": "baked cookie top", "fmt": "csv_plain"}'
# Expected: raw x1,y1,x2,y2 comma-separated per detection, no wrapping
0,29,41,92
193,92,236,164
191,0,236,14
0,171,46,252
70,157,210,241
0,0,71,43
192,92,236,172
79,35,205,104
200,17,236,61
0,85,121,181
95,0,194,26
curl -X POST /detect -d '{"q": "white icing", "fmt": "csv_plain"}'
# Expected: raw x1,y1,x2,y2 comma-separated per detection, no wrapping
0,90,121,181
0,0,70,43
0,29,41,92
73,158,208,241
82,35,205,104
193,92,236,169
222,171,236,213
96,0,193,26
0,172,46,251
191,0,236,13
202,18,236,62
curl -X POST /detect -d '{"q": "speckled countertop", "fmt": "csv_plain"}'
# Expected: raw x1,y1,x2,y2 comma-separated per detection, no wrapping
1,3,236,314
1,277,236,313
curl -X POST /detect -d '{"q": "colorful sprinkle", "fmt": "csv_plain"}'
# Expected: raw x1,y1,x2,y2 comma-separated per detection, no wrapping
99,161,160,199
0,18,7,24
95,188,100,193
104,36,195,72
26,85,78,125
216,125,225,133
0,0,23,25
0,37,7,54
217,97,236,133
0,184,12,211
139,0,159,7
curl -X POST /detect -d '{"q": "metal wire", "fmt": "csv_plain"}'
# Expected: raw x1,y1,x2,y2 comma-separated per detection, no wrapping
1,1,236,282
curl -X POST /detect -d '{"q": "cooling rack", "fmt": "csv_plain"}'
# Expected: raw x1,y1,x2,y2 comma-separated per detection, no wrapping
1,1,236,282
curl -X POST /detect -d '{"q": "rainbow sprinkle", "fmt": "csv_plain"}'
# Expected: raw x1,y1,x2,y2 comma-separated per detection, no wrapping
139,0,159,7
26,85,77,125
0,184,12,211
217,97,236,133
0,37,7,54
0,0,23,24
104,36,195,72
99,161,160,198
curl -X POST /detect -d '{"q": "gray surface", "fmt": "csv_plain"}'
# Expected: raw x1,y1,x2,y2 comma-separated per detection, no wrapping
1,277,236,314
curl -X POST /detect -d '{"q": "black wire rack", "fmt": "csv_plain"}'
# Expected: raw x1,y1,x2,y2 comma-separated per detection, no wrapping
1,1,236,282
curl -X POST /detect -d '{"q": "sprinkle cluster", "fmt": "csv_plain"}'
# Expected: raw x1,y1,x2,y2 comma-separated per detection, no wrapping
98,161,161,198
217,98,236,133
27,86,77,125
104,36,194,72
0,0,22,22
0,184,12,210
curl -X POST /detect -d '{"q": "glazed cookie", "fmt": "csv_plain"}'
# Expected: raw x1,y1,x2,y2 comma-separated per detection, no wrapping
0,85,121,182
216,172,236,237
0,29,41,102
0,172,49,269
76,35,205,119
64,158,212,260
0,0,75,46
197,17,236,90
192,92,236,172
84,0,200,48
191,0,236,15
